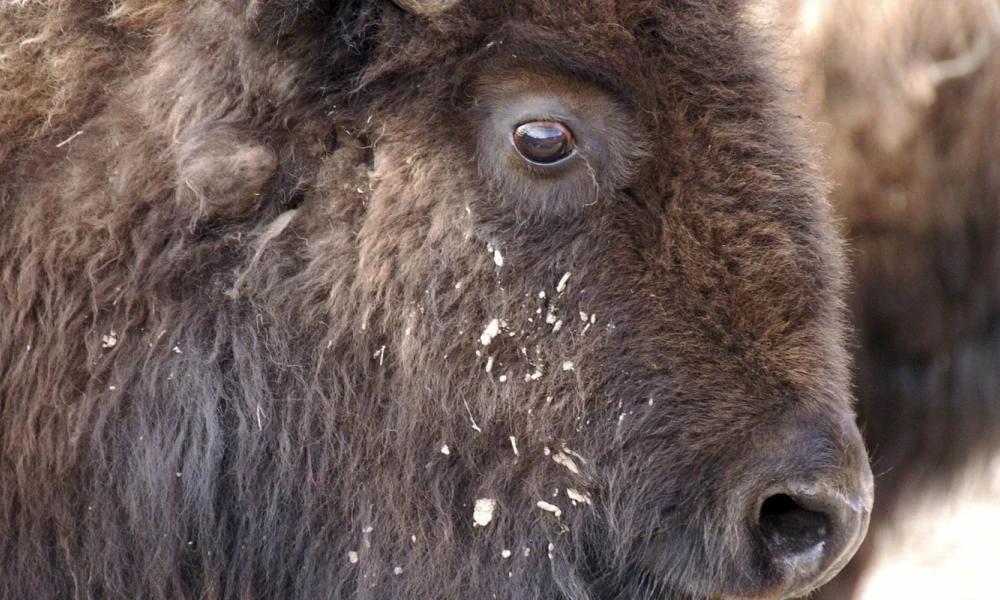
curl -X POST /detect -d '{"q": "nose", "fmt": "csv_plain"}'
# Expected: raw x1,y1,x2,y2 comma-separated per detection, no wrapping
748,417,874,597
756,481,871,596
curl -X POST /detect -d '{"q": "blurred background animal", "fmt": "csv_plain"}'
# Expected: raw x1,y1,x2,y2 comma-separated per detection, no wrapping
749,0,1000,597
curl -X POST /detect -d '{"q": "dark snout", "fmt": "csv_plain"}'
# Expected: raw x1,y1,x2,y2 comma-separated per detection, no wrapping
755,478,871,597
736,415,873,598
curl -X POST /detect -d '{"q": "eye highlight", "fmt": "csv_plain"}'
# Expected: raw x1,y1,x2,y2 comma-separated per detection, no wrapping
512,121,576,165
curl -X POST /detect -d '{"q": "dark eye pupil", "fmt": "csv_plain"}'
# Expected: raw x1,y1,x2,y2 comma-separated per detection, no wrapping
512,121,575,164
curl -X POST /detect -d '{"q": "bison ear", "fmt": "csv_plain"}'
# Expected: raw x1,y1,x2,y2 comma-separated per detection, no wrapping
391,0,460,16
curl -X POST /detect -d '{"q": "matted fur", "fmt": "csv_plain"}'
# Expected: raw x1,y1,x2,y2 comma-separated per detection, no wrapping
1,1,867,598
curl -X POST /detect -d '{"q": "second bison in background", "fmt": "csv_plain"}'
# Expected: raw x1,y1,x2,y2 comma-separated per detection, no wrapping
761,0,1000,597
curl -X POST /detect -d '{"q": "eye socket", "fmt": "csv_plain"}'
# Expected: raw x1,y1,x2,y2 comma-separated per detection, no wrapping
511,121,576,165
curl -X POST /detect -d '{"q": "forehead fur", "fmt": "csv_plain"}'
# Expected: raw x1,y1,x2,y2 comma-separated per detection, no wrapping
364,0,751,94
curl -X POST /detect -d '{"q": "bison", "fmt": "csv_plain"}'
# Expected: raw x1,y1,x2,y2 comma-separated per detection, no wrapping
0,1,873,598
758,0,1000,596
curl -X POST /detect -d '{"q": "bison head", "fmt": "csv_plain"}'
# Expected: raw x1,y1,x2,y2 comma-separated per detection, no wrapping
0,0,872,598
332,1,874,597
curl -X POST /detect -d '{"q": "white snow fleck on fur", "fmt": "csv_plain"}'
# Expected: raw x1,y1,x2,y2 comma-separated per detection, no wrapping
501,549,512,558
561,361,574,371
523,547,531,557
551,452,580,475
567,488,592,505
463,398,483,433
101,331,118,349
440,444,451,455
485,355,494,373
348,551,359,564
393,566,404,575
563,447,589,464
509,436,519,456
552,319,563,333
55,130,84,149
493,248,504,267
480,319,501,346
473,498,497,527
547,542,555,559
536,501,562,519
538,290,546,299
172,346,182,354
556,272,571,293
545,306,558,324
525,369,543,382
498,374,508,383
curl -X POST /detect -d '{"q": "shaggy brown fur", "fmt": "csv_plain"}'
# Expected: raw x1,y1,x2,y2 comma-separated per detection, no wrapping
760,0,1000,596
1,2,871,598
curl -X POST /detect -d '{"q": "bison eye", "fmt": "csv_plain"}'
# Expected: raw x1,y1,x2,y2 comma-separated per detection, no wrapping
512,121,576,165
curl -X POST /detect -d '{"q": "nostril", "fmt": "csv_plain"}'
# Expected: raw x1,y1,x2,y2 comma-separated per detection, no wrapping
751,484,871,597
758,493,831,557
